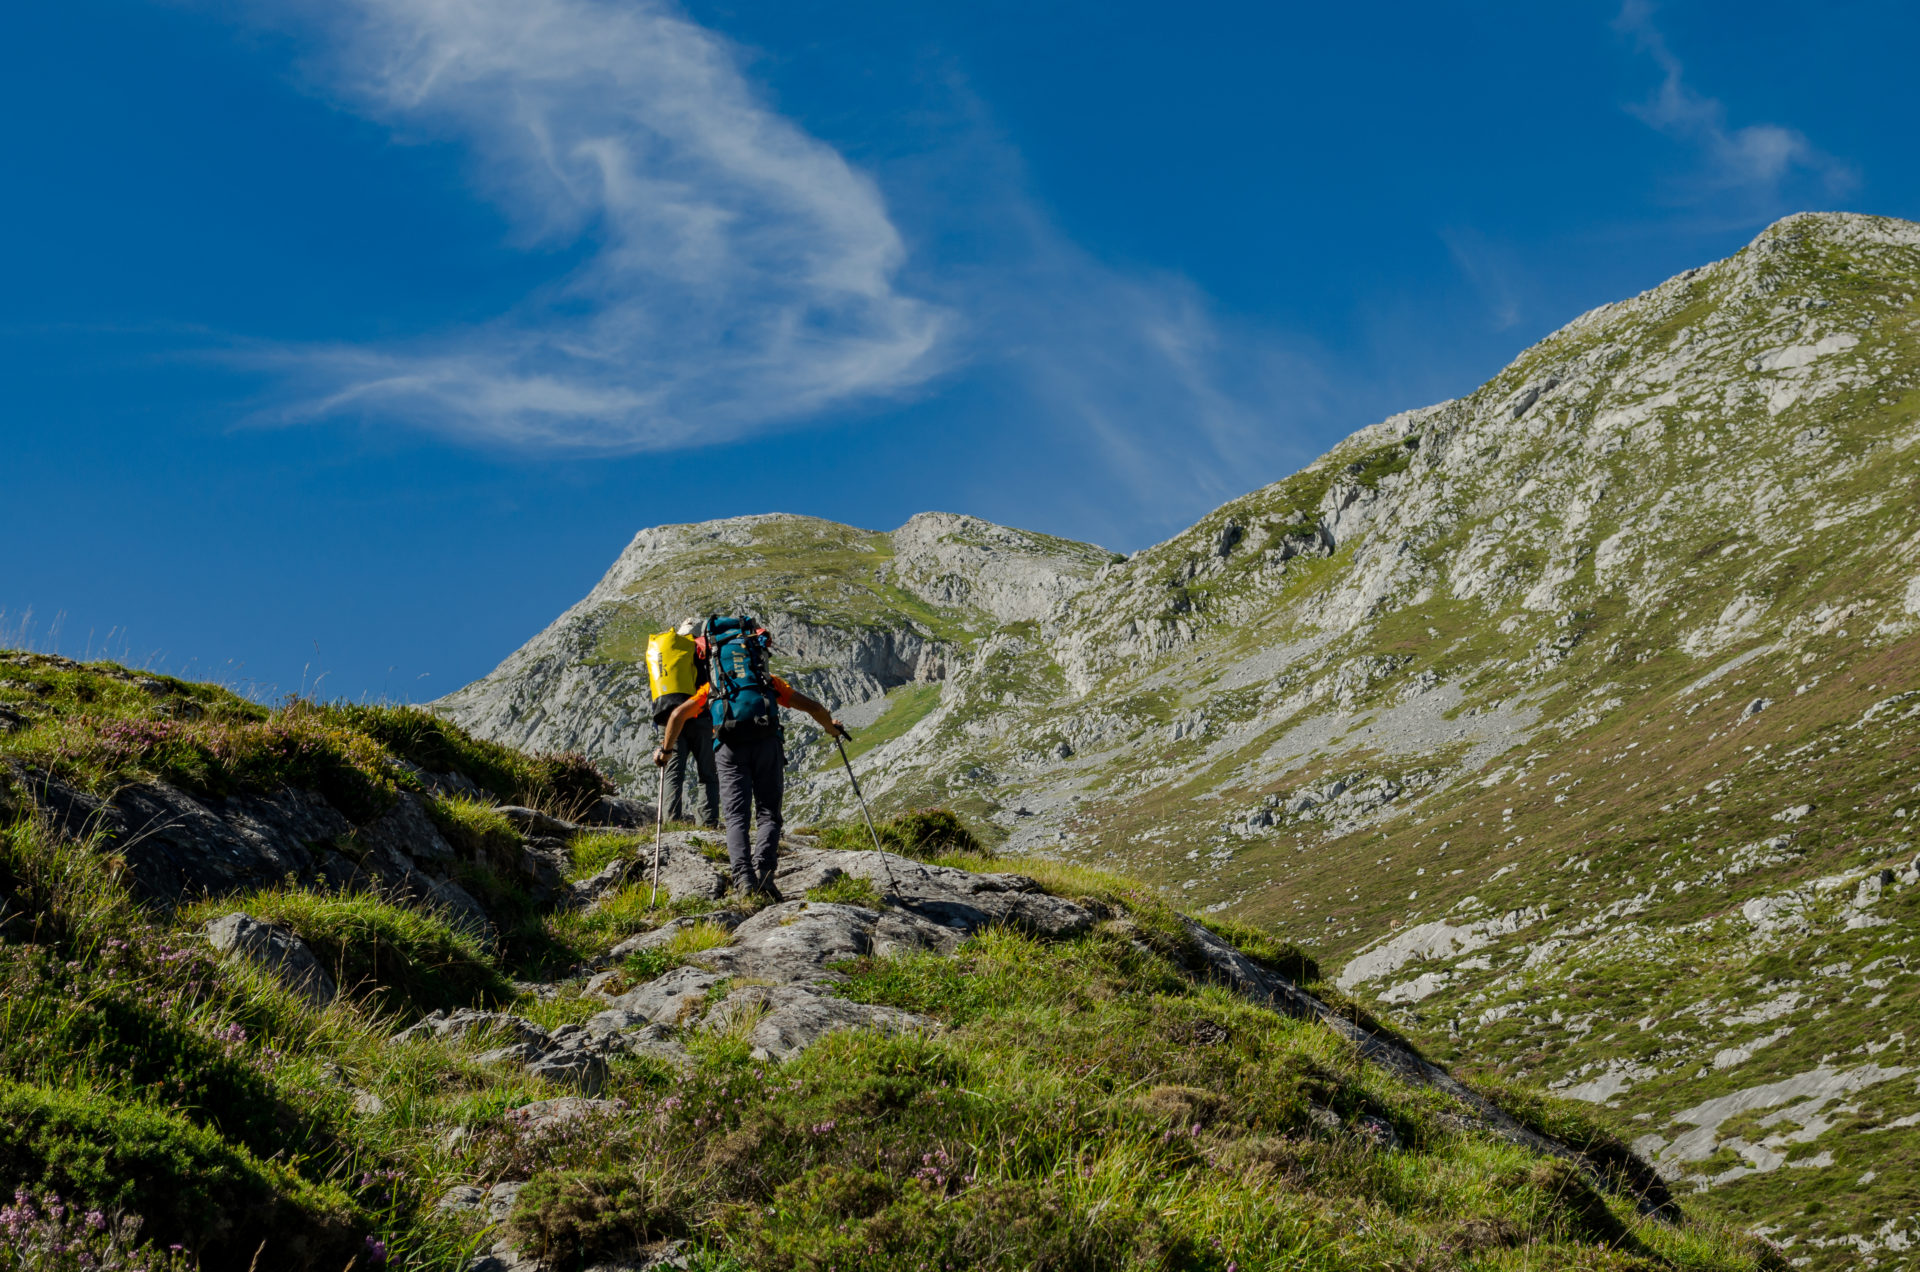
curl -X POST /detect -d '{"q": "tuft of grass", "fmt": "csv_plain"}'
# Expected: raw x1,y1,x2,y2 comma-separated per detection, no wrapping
179,887,512,1021
1195,915,1321,984
570,829,640,881
426,795,520,861
813,808,985,861
805,874,884,908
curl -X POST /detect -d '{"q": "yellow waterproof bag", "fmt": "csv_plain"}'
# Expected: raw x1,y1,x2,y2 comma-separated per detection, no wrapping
645,631,699,699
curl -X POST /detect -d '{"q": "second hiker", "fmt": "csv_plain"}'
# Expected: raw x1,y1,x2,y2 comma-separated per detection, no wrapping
653,616,848,900
646,620,720,828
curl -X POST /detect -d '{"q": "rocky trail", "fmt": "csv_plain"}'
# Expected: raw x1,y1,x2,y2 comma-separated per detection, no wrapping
201,815,1677,1271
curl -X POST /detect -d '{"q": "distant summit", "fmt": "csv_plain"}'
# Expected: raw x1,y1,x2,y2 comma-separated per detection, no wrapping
442,212,1920,1258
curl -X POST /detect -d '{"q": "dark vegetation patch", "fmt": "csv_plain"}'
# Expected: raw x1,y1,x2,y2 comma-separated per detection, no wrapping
0,1080,360,1272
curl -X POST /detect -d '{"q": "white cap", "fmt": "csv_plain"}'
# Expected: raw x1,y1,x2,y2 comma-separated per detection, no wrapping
676,618,700,636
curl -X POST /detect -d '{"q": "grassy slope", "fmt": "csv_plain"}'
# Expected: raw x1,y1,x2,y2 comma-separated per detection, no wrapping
791,217,1920,1261
589,518,985,660
0,658,1774,1271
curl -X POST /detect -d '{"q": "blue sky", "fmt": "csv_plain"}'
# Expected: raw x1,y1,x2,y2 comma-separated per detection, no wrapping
4,0,1914,701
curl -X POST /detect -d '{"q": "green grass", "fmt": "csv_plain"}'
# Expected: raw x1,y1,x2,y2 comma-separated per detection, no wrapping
805,874,884,908
426,794,520,861
811,807,985,860
839,682,943,761
568,829,641,880
0,788,1779,1272
178,886,513,1021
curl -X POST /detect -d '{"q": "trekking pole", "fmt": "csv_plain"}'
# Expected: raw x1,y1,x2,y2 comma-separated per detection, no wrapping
650,747,667,911
834,734,902,896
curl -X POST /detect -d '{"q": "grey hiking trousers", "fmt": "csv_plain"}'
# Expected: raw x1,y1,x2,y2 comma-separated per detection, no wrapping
715,731,784,892
664,712,719,827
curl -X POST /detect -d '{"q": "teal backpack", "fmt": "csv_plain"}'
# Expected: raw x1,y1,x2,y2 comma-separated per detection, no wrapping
703,616,779,740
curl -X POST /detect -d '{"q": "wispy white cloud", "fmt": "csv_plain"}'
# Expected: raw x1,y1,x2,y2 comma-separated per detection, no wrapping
1616,0,1854,205
255,0,949,450
237,0,1336,533
1440,226,1527,331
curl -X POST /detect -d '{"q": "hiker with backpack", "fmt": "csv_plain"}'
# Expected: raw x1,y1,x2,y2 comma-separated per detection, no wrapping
652,616,849,900
646,620,720,828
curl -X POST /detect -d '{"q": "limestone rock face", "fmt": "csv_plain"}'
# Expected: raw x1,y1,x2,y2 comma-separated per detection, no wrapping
887,512,1111,623
433,512,1111,784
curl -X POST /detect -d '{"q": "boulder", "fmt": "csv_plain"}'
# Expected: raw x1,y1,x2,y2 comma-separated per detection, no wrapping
599,966,726,1027
703,983,932,1062
581,1016,691,1066
202,912,337,1008
357,793,458,867
496,806,579,839
436,1184,487,1214
771,849,1096,939
689,900,959,984
585,794,654,828
393,1008,548,1048
418,875,497,942
506,1096,626,1133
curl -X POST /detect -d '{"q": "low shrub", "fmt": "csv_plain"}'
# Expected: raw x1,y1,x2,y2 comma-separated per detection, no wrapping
335,705,613,815
813,808,984,861
506,1167,687,1268
0,1185,198,1272
180,888,510,1020
0,1081,359,1272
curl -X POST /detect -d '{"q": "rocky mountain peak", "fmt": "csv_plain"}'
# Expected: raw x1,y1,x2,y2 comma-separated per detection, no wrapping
439,210,1920,1258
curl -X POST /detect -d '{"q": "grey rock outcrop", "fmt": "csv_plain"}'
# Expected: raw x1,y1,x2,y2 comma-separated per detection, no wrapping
771,849,1097,939
203,912,337,1008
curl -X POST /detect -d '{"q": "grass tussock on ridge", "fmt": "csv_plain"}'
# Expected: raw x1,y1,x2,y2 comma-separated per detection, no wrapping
178,888,513,1022
0,652,612,819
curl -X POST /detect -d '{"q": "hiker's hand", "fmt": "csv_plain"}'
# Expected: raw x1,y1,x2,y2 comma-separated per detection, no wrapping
652,747,668,767
829,719,850,740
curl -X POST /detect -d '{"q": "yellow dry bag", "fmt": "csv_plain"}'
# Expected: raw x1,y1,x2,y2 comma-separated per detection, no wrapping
645,631,699,700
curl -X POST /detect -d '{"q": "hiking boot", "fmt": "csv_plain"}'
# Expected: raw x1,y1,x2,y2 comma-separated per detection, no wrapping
753,882,784,904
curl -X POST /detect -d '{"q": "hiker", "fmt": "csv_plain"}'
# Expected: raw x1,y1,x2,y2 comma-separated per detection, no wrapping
646,619,719,828
653,617,848,899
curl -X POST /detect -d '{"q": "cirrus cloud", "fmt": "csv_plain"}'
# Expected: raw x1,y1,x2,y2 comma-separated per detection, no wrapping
256,0,950,450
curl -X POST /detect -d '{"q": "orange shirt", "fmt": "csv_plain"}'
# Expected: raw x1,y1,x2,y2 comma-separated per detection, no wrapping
683,675,795,713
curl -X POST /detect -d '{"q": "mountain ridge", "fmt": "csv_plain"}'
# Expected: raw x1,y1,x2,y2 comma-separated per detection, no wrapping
440,210,1920,1264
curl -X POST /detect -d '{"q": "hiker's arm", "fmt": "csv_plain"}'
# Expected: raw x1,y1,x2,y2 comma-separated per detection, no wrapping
653,697,704,766
784,689,849,739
